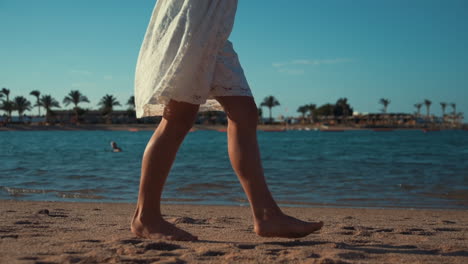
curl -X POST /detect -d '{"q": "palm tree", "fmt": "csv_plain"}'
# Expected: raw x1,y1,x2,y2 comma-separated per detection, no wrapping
127,95,135,109
379,98,391,113
1,88,10,102
440,102,447,119
0,93,4,118
0,101,15,123
63,90,90,123
63,90,90,108
414,103,422,116
126,95,136,119
334,98,353,124
30,90,41,116
450,103,456,116
260,96,280,124
14,96,32,122
306,104,316,123
39,95,61,123
1,88,11,120
424,99,432,118
257,107,263,124
297,105,308,123
99,94,121,123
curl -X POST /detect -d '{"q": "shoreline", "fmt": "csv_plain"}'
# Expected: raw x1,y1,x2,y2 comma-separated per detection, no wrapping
0,123,466,132
1,200,467,263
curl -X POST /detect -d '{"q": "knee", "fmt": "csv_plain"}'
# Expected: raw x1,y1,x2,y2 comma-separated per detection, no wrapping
225,99,258,128
162,100,199,132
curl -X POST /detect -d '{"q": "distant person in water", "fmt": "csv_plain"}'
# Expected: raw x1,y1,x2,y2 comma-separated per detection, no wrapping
131,0,323,241
110,141,122,152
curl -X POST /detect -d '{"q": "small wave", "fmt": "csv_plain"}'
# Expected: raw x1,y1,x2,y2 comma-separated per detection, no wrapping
420,189,468,201
336,197,401,202
65,188,106,194
0,186,107,200
22,181,46,186
176,183,232,193
1,186,54,195
161,197,205,202
55,192,106,200
12,167,27,171
285,156,310,161
65,174,100,180
398,184,419,191
34,169,48,175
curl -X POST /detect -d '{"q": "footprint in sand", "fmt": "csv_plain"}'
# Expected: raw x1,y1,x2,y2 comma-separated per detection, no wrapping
120,238,144,245
375,228,394,233
36,209,68,218
79,239,102,243
235,244,256,250
0,227,16,233
144,242,181,251
434,227,462,232
200,250,226,257
399,231,413,235
408,228,425,232
158,252,180,257
349,239,372,244
441,220,456,224
37,209,49,215
265,240,325,247
337,252,367,260
265,248,285,256
17,257,38,261
398,228,434,236
355,230,372,237
317,257,351,264
168,217,207,225
14,220,33,225
1,234,18,239
308,253,321,258
206,216,239,224
155,257,186,264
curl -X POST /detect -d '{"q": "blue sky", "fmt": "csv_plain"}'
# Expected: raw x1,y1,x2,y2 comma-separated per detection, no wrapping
1,0,467,119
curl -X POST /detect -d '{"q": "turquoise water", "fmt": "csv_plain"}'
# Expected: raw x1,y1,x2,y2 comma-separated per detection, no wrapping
0,129,467,209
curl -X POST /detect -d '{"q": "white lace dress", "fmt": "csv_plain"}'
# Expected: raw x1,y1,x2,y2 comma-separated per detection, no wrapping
134,0,252,118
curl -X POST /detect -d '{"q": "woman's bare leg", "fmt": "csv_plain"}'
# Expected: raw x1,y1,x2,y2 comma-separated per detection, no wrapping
216,96,323,238
131,99,199,241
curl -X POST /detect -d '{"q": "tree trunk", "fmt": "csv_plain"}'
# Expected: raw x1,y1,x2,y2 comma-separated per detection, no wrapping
269,107,272,124
37,99,41,117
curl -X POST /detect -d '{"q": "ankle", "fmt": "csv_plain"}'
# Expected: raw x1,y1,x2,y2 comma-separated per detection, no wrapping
253,205,283,223
132,204,163,223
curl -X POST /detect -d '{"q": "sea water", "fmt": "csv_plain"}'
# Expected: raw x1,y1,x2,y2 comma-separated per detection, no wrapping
0,129,467,209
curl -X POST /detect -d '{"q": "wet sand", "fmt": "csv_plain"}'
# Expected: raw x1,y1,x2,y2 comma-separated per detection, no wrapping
1,200,467,264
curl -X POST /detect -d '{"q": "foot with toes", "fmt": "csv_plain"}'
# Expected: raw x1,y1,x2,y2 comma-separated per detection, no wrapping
254,212,323,238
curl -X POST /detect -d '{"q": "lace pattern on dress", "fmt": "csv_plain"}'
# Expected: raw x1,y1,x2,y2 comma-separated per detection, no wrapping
135,0,252,117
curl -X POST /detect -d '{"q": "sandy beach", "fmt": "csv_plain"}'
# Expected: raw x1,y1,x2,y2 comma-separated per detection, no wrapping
0,201,467,263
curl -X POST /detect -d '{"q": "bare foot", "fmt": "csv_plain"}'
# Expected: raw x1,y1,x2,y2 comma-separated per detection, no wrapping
254,212,323,238
131,217,198,241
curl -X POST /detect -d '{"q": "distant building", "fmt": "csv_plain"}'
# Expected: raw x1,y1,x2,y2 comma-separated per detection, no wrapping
51,110,139,124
